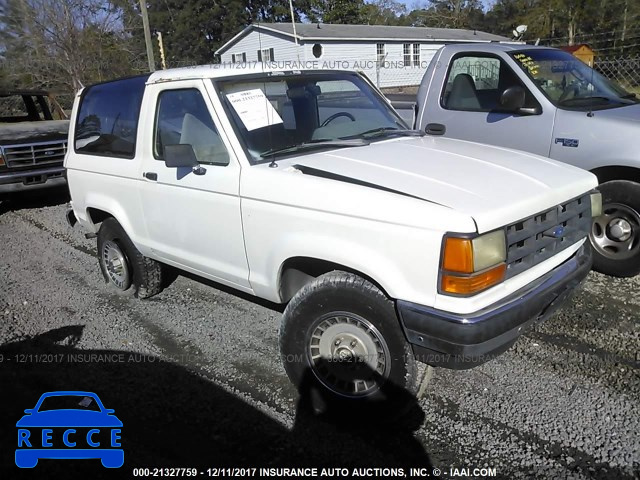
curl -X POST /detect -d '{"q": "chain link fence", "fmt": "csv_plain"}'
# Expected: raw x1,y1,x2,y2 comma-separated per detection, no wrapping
595,55,640,93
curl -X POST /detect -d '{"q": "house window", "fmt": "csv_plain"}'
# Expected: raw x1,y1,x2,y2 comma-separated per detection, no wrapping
376,43,385,63
403,44,411,67
312,44,323,58
231,52,246,63
258,48,274,62
413,44,420,66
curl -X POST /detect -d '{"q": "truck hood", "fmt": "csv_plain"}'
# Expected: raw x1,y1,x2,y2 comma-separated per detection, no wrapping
588,102,640,124
0,120,69,144
292,136,597,232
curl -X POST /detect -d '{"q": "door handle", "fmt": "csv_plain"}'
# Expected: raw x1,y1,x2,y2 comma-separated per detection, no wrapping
425,123,446,135
143,172,158,181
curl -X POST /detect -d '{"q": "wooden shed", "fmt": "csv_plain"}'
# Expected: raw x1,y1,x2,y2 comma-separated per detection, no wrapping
560,44,595,67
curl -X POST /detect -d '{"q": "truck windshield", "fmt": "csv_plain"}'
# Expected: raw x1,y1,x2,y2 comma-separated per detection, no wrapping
215,71,412,164
509,49,638,110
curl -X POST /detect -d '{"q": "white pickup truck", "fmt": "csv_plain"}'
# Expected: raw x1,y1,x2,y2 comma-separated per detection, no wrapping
65,65,598,409
395,43,640,278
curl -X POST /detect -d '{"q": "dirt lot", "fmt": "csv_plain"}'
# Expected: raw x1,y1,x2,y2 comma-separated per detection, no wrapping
0,190,638,479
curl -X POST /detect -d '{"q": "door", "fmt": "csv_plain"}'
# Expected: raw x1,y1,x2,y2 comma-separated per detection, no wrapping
420,53,554,157
137,80,250,290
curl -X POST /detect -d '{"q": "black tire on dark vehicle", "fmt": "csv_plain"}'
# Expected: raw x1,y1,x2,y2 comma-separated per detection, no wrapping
590,180,640,278
97,217,164,299
279,270,419,417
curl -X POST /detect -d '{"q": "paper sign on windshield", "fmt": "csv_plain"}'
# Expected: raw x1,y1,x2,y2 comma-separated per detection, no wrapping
226,89,283,131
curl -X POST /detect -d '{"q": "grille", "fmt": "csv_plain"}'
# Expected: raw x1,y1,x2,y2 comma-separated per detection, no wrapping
3,141,67,168
505,194,591,279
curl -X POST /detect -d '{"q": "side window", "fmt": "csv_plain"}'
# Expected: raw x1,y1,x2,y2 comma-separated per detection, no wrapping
75,75,148,158
443,55,539,112
154,89,229,166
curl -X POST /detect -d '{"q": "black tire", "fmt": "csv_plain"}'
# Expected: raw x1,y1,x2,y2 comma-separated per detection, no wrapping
590,180,640,277
279,271,418,417
97,218,164,299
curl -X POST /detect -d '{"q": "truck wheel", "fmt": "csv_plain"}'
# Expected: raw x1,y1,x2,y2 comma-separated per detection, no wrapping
280,271,418,416
97,218,164,298
590,180,640,277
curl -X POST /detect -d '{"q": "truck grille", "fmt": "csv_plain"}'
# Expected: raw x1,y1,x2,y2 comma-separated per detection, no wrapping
3,141,67,168
505,194,591,279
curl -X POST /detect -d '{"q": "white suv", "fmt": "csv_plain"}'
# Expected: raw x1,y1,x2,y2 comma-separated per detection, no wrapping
65,65,599,408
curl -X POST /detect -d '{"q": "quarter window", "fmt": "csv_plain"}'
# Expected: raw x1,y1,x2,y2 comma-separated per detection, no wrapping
154,88,229,165
75,75,148,158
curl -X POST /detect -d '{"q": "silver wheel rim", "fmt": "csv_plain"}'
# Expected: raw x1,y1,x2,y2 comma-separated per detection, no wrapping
308,313,391,397
102,240,131,290
591,203,640,261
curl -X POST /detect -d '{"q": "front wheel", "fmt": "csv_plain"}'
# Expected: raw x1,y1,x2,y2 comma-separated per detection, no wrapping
279,271,418,416
590,180,640,277
97,218,165,298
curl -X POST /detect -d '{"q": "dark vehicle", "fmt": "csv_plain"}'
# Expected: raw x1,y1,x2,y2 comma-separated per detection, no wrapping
0,90,69,197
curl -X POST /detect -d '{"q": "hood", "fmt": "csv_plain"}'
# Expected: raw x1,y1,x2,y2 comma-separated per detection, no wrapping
292,136,597,232
588,102,640,124
0,120,69,144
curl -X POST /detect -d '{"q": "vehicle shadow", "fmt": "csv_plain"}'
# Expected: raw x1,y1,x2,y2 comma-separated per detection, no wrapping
0,326,434,479
0,188,70,216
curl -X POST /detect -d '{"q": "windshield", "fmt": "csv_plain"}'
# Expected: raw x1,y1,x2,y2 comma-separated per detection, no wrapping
215,72,412,163
38,395,101,412
510,49,638,110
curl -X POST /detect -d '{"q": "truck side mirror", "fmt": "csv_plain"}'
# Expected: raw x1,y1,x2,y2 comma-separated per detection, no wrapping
500,86,526,111
164,144,199,168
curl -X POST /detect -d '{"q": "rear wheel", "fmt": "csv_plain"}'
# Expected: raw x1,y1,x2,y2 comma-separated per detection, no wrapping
280,271,418,416
97,218,164,298
590,180,640,277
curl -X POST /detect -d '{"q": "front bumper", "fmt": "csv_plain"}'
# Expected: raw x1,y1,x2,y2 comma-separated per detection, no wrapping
397,243,592,369
0,166,67,194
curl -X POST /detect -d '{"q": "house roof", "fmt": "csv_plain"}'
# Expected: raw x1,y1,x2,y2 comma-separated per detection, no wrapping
559,44,593,53
216,23,510,55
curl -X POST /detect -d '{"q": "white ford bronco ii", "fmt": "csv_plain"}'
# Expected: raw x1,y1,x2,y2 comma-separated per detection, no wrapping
65,65,599,407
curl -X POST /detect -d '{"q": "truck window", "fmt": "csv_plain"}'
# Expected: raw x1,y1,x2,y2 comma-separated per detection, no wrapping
74,75,149,159
0,94,46,122
154,88,229,166
442,54,536,112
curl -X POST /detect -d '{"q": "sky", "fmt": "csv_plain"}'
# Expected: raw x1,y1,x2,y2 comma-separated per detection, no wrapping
395,0,494,12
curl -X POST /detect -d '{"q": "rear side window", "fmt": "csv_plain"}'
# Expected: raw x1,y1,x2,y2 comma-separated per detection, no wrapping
74,75,149,159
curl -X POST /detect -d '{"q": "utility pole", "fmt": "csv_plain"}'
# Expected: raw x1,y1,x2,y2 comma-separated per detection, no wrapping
139,0,156,72
157,32,167,69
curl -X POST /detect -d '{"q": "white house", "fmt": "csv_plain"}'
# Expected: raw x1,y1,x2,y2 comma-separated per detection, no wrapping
215,23,510,88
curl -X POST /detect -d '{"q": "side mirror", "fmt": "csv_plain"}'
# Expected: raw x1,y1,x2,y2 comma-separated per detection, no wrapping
500,86,526,111
104,409,115,414
164,144,199,168
24,409,33,414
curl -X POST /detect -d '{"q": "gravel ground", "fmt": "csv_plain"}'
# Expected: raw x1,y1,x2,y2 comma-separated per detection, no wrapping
0,190,638,480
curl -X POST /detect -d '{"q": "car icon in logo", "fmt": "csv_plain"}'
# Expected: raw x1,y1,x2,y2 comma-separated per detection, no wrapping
15,391,123,468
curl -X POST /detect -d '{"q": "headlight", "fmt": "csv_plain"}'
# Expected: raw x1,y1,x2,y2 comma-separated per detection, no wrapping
441,230,507,295
590,191,602,217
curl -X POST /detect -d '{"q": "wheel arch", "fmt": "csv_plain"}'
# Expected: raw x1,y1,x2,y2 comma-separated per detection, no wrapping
278,256,392,304
591,165,640,185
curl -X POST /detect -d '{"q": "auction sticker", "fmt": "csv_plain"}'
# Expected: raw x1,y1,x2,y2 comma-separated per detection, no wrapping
226,89,283,131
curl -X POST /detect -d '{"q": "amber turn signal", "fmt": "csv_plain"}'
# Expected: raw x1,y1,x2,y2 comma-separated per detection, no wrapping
441,263,506,295
442,237,473,273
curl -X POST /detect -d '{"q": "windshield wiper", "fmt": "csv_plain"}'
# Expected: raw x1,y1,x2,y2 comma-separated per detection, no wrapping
260,139,370,158
558,96,628,106
342,127,425,140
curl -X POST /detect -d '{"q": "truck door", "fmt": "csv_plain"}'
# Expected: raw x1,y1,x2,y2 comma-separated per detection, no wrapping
137,80,251,290
419,52,555,157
